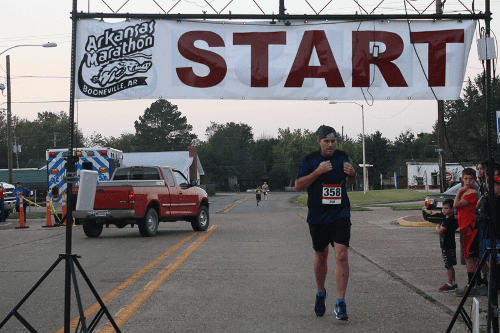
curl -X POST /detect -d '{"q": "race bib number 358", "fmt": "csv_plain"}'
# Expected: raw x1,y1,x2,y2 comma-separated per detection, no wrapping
322,184,342,204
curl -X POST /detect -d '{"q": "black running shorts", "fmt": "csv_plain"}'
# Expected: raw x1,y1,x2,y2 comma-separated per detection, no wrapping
442,248,457,268
308,217,351,252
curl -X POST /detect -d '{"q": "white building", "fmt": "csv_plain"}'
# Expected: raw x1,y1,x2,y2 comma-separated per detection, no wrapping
406,162,477,189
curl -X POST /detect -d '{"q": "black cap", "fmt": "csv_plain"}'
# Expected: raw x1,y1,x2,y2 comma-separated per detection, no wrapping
317,125,337,139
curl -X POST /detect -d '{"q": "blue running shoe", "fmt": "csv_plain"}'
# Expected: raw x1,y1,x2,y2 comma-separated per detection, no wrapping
314,289,328,316
334,301,348,321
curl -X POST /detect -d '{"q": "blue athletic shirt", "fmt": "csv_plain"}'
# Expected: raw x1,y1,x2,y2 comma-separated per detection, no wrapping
296,149,351,224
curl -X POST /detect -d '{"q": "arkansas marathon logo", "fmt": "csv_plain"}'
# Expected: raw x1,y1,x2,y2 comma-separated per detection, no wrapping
78,20,156,98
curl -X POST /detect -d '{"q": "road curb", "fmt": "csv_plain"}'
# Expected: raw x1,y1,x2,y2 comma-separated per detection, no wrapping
0,222,13,230
397,216,436,227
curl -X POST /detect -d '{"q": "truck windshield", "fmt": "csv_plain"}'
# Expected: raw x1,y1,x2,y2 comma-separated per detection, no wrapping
173,170,189,187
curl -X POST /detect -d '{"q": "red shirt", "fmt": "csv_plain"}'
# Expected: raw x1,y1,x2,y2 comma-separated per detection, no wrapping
456,191,478,230
0,186,4,199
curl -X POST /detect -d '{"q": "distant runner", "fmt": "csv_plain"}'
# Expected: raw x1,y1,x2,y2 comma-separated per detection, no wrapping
262,182,269,201
254,186,262,206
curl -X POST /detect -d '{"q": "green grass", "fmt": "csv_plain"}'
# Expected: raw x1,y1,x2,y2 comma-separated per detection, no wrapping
7,212,47,220
295,189,426,211
347,189,427,204
295,196,308,207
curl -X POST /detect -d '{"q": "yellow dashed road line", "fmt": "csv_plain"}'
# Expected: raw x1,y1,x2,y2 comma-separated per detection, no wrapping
217,197,250,213
98,225,218,332
55,231,200,333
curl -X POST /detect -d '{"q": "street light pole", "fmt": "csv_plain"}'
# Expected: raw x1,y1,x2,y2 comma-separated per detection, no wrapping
330,101,367,194
6,55,12,184
1,43,57,184
361,104,367,195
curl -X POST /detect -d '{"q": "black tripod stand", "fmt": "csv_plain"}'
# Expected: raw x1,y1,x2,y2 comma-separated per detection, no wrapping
0,2,119,331
447,244,499,332
0,213,121,333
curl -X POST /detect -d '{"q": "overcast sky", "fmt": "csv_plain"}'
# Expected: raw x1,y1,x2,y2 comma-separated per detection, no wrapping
1,0,498,146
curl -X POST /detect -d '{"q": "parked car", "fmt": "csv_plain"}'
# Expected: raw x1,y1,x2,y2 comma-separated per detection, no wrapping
422,181,479,223
1,182,16,219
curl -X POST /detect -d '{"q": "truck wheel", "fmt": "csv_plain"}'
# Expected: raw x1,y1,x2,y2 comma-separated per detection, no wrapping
191,206,209,231
83,220,103,237
139,208,159,237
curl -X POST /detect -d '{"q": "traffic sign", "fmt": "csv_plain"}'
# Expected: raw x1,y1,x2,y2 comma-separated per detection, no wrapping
446,172,452,183
435,148,444,153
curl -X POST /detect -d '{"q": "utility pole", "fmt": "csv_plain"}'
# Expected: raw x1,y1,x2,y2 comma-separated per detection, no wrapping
6,55,13,184
436,0,447,193
484,0,498,330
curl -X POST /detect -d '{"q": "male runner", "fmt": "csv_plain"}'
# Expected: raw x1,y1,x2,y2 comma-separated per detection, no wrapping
295,125,356,320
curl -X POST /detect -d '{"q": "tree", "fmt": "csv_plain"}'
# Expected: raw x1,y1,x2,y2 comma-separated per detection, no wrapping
134,99,197,152
272,128,318,186
83,131,108,148
340,135,362,189
444,73,500,162
250,135,279,183
363,131,394,189
394,129,416,160
105,133,139,152
413,132,437,159
197,122,254,190
14,111,84,168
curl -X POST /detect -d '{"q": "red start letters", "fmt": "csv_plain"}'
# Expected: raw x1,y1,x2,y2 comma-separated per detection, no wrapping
175,29,464,89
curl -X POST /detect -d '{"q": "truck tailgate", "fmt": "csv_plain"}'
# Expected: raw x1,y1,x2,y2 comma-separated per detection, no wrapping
93,186,132,210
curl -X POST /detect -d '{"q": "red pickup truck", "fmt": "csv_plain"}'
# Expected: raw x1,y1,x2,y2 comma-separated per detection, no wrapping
74,166,210,237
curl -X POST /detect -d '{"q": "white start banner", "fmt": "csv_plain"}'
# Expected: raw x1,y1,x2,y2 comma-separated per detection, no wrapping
75,19,475,101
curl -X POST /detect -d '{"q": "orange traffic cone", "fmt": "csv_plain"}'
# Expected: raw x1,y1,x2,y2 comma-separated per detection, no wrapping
15,200,28,229
42,196,56,228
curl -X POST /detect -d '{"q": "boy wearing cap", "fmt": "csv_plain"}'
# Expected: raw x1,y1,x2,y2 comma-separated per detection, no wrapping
295,125,356,321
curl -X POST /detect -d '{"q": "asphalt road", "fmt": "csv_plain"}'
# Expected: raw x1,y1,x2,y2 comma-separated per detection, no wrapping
0,192,475,332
